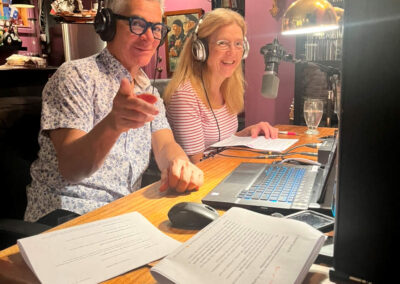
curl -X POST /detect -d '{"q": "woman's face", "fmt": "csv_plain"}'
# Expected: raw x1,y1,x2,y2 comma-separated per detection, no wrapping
206,23,244,82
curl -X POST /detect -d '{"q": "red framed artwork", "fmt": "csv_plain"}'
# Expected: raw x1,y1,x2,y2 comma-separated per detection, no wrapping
163,8,204,77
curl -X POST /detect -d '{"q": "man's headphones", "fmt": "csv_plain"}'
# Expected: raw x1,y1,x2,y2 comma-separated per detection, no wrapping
94,5,116,42
94,0,168,46
191,18,250,62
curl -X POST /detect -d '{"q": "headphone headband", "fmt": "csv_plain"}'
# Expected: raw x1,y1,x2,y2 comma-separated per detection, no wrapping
94,2,168,46
191,17,250,62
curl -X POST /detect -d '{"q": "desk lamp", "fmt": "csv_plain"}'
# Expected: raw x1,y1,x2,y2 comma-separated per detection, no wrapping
10,0,34,8
281,0,341,126
10,0,42,57
281,0,339,35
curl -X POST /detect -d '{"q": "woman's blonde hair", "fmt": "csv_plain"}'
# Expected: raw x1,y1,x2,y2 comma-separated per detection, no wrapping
163,8,247,114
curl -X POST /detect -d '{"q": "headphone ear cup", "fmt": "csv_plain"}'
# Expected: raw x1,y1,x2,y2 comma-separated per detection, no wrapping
192,38,208,62
94,8,116,42
242,36,250,59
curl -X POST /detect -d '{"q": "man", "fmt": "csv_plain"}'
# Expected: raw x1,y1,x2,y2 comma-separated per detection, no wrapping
24,0,203,222
168,19,184,57
182,14,198,42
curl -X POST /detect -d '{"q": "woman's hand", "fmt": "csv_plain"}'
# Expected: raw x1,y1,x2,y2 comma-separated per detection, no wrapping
236,121,279,139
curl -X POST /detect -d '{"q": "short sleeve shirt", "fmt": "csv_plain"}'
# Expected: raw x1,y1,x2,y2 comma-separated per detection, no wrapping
24,48,170,222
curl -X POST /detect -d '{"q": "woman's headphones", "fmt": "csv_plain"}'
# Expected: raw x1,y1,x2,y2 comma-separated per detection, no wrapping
191,18,250,62
94,1,168,46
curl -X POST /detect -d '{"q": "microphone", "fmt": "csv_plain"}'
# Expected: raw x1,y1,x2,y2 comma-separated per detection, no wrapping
261,71,280,99
260,38,287,99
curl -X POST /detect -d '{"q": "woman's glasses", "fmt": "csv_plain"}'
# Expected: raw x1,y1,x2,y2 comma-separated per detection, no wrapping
114,14,170,40
213,39,244,50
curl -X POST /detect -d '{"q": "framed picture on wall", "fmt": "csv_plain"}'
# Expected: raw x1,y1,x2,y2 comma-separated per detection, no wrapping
163,8,204,77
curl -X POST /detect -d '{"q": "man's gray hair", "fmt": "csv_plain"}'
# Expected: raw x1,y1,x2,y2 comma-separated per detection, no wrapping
105,0,164,14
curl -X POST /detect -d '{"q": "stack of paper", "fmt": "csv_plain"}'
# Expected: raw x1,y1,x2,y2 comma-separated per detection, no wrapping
210,135,298,152
18,212,181,284
151,207,326,284
18,208,326,284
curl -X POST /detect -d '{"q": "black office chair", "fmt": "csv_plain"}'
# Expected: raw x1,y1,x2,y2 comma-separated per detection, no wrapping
0,97,83,250
0,97,51,249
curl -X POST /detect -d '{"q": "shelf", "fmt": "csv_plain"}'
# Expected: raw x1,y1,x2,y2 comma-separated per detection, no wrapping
0,45,28,52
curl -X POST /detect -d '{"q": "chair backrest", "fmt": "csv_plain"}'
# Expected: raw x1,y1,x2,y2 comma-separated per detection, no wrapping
152,79,171,98
0,97,41,220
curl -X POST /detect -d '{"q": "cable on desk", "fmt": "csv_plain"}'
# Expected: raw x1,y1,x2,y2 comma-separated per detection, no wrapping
220,146,281,155
202,143,321,160
216,151,318,160
217,153,268,159
284,143,322,153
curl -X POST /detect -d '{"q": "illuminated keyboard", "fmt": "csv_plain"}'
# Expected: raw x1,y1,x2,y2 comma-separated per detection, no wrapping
237,165,307,204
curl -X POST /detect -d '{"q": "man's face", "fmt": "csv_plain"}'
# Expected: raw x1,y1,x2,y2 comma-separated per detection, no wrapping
171,24,182,36
109,0,162,70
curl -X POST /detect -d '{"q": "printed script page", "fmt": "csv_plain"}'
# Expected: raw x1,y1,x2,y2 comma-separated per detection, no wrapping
18,212,181,284
210,135,298,152
151,207,326,284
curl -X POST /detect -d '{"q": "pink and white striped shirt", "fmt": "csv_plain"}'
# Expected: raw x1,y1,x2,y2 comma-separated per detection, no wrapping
166,81,238,156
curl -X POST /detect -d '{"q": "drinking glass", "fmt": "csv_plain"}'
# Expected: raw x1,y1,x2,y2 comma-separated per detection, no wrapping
304,98,324,135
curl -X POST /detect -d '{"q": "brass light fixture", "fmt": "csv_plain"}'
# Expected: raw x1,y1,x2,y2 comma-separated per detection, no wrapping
10,0,34,8
281,0,339,35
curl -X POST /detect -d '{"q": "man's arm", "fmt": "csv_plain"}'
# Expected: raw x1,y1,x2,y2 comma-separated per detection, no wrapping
188,153,204,164
152,129,204,193
51,78,158,183
49,122,120,183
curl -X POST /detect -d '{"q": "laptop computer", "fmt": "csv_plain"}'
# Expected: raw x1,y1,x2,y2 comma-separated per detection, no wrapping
202,138,337,215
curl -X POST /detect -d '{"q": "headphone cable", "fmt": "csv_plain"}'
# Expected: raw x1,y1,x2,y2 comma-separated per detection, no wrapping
151,46,161,95
200,69,221,142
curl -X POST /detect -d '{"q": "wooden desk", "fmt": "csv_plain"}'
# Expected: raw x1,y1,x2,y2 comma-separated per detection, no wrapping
0,125,336,284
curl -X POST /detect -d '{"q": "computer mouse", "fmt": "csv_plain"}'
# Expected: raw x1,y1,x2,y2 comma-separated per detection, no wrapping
168,202,219,230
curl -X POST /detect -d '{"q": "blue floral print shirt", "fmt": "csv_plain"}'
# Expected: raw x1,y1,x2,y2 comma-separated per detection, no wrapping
24,48,170,222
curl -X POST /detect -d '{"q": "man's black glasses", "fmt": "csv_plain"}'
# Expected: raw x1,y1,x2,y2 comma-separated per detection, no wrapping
114,14,170,40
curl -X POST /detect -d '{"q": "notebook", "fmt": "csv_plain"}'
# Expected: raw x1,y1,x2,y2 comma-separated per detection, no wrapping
202,162,332,215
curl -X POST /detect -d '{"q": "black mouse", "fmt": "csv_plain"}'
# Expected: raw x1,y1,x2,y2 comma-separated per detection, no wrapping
168,202,219,229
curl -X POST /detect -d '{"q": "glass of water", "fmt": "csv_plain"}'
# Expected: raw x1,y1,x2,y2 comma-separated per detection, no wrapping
304,98,324,135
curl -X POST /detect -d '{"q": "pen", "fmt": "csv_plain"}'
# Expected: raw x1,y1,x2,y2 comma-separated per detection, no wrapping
279,131,297,136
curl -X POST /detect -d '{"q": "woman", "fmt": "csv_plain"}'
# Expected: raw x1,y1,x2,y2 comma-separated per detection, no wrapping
164,8,278,164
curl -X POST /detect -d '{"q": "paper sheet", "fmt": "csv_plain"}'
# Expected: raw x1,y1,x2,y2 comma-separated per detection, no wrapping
151,207,326,284
210,135,298,152
18,212,181,284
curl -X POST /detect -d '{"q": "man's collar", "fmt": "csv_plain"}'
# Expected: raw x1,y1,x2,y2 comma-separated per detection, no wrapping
134,68,152,90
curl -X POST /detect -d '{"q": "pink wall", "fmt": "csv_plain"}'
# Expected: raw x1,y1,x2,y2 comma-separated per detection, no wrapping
244,0,295,126
142,0,212,78
18,3,41,57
